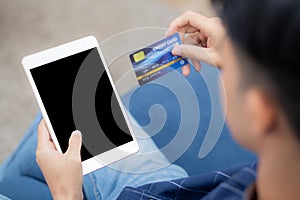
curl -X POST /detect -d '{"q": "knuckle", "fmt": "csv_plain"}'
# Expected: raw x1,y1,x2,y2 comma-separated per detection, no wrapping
184,10,193,16
183,10,191,15
35,149,44,160
183,10,194,19
35,150,40,159
169,20,178,29
211,17,219,21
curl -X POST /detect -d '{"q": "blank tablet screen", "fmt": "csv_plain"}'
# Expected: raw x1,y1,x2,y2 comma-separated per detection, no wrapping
30,47,133,161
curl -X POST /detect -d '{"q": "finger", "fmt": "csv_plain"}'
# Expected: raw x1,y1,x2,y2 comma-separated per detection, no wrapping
165,25,199,37
198,33,208,47
178,26,200,36
65,130,82,161
37,120,55,150
165,29,177,37
191,59,202,72
169,11,213,36
172,44,214,66
182,65,191,76
182,32,201,45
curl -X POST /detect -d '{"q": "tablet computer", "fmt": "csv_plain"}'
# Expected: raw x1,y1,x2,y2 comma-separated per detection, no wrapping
22,36,139,175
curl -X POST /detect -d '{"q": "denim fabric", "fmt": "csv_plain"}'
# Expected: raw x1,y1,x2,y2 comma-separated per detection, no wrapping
0,113,188,200
0,113,51,199
82,113,188,200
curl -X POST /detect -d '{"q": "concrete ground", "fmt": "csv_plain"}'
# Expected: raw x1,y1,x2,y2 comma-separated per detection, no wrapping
0,0,213,162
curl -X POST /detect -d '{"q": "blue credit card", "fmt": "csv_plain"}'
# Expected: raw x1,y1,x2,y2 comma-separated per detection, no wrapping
129,32,188,86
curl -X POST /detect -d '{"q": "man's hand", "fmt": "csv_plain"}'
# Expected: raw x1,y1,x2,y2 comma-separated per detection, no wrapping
36,120,83,200
166,11,227,76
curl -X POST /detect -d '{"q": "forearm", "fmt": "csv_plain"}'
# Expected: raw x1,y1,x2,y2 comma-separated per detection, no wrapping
52,190,83,200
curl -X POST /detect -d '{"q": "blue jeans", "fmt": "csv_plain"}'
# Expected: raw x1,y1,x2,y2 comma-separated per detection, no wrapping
0,113,188,199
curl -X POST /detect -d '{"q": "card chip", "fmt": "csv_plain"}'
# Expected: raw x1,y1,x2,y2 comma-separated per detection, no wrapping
133,51,145,63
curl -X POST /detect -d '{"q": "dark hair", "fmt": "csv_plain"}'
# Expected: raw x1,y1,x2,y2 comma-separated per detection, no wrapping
212,0,300,136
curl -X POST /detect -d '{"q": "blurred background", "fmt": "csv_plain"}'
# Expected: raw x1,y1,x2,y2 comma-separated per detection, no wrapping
0,0,213,163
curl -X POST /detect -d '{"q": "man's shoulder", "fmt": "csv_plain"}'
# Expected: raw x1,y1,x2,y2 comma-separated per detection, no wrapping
117,163,257,200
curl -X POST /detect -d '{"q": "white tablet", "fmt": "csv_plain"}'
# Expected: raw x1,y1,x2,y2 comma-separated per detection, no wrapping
22,36,139,175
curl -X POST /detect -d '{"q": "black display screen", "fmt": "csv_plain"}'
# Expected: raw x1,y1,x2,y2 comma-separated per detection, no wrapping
30,48,133,161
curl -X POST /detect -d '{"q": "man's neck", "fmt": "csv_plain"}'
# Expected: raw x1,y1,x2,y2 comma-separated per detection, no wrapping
257,130,300,200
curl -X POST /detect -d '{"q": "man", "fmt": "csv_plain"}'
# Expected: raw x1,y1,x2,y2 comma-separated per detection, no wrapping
3,0,300,199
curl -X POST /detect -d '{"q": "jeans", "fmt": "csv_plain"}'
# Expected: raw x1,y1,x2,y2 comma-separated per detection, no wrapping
0,113,188,200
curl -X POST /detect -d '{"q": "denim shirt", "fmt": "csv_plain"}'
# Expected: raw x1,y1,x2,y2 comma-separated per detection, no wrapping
117,164,257,200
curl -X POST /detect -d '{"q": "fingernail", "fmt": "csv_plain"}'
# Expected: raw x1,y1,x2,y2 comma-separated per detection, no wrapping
172,45,182,56
183,67,188,74
165,29,174,36
72,130,81,137
182,67,190,76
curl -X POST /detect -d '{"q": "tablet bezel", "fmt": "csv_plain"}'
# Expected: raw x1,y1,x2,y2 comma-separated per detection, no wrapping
22,36,139,175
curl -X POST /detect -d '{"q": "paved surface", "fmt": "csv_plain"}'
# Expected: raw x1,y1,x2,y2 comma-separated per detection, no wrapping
0,0,212,162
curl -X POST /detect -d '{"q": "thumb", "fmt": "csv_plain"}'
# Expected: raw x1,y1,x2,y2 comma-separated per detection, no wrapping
65,130,82,160
172,44,215,66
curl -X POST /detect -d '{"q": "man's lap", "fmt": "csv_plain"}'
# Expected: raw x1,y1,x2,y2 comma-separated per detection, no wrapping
0,113,51,199
0,113,188,199
83,115,188,199
0,113,44,182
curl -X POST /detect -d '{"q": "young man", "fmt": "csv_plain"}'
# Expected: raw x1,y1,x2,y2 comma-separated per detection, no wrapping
3,0,300,199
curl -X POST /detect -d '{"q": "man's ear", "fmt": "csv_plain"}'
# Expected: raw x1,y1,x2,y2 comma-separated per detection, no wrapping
245,89,277,139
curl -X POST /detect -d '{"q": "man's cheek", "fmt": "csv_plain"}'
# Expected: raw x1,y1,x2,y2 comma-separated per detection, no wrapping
222,79,243,142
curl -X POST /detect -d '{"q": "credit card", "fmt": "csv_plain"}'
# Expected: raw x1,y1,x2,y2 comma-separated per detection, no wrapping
129,32,188,86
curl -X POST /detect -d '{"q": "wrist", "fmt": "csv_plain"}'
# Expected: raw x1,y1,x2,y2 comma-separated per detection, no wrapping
53,191,83,200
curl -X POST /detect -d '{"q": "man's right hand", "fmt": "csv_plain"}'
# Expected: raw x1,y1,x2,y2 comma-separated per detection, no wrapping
166,11,227,76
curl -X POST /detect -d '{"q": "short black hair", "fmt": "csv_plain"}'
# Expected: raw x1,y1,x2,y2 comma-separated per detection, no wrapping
212,0,300,136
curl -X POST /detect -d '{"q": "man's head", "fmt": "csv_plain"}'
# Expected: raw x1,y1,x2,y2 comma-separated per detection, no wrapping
212,0,300,152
